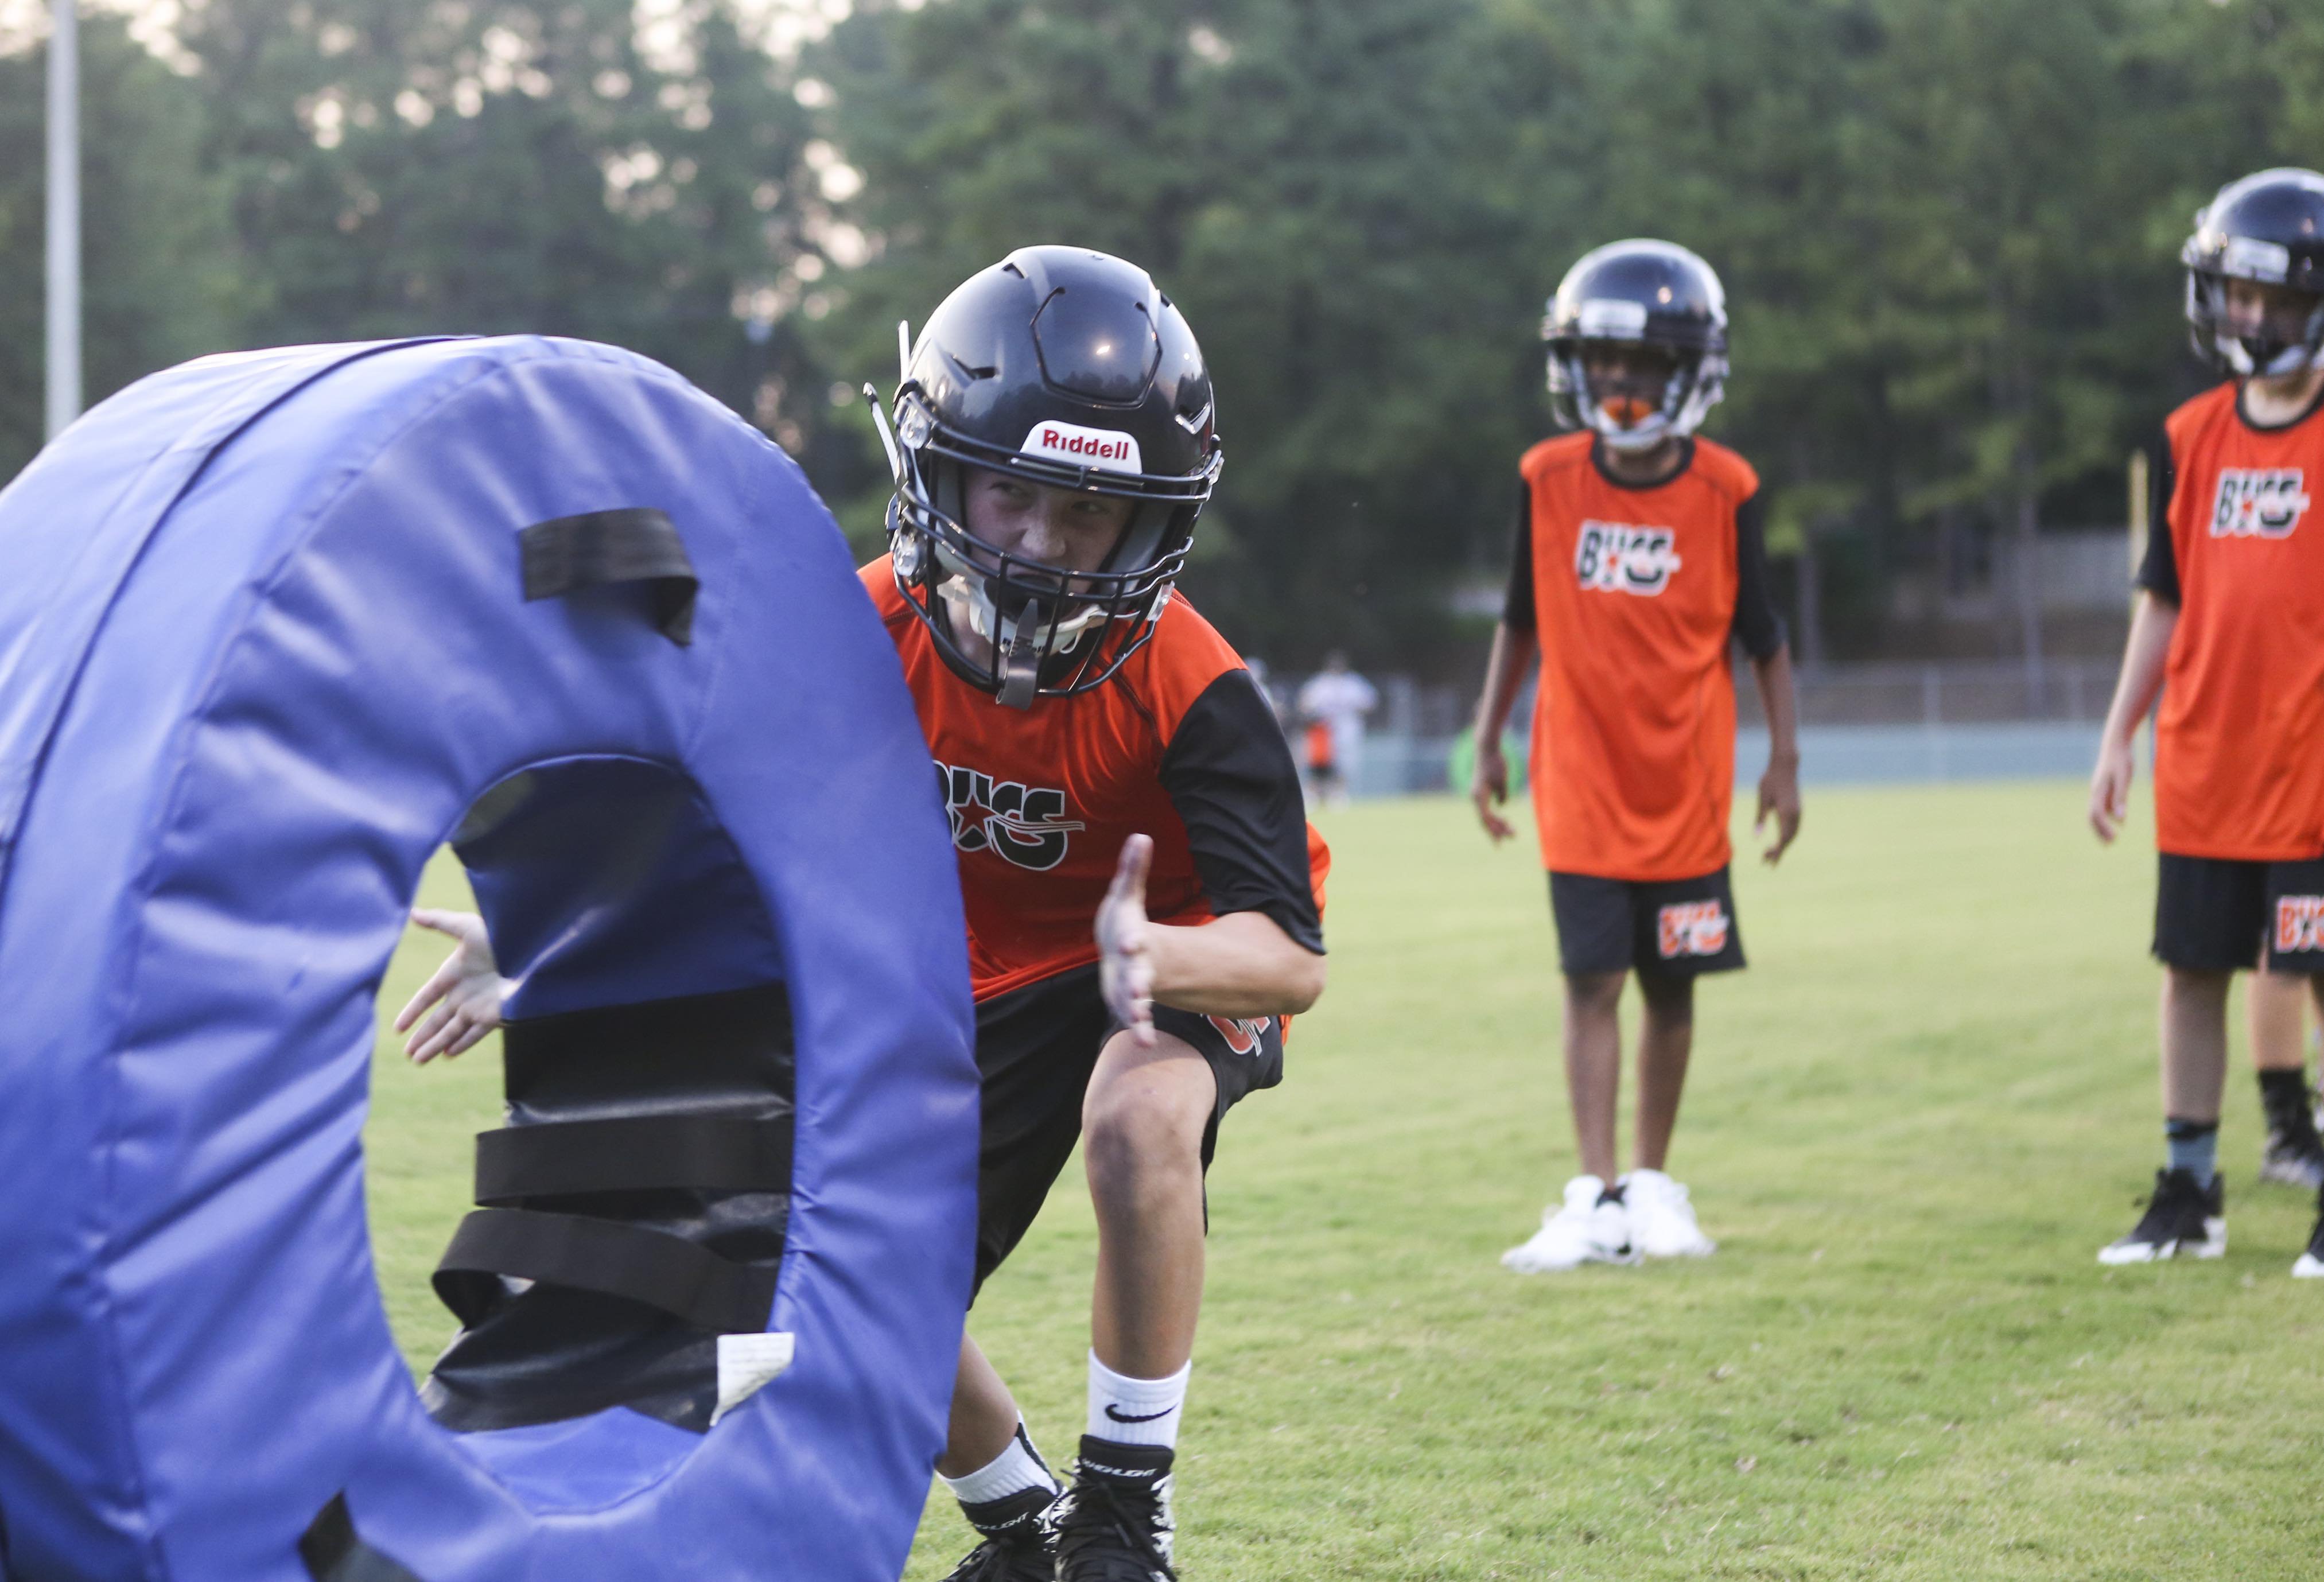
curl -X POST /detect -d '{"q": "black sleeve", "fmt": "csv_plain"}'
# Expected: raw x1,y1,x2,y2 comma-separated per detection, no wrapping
1730,489,1787,661
1501,477,1537,632
2135,429,2180,606
1159,670,1325,955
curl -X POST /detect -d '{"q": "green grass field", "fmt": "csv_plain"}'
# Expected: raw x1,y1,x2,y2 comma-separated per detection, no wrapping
366,780,2324,1580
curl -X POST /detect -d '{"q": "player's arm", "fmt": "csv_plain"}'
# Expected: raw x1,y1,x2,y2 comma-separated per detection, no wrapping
394,908,511,1063
2090,435,2181,844
1098,835,1326,1044
1471,477,1540,843
1101,667,1329,1040
2089,592,2177,843
1731,492,1801,863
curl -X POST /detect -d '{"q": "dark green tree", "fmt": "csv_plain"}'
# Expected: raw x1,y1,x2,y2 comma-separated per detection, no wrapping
0,13,240,484
174,0,830,445
816,0,1549,664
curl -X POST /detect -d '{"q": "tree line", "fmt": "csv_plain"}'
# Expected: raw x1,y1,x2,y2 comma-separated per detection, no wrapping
2,0,2318,670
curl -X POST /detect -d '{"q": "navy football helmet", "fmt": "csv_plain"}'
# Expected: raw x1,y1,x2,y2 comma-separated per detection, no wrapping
1543,239,1728,452
866,246,1222,708
2183,168,2324,378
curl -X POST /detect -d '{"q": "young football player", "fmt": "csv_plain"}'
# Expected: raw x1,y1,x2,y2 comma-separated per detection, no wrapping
1466,239,1801,1273
2088,168,2324,1274
400,246,1329,1582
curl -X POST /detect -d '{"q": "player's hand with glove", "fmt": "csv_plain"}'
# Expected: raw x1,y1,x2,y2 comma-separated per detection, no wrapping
1096,833,1158,1048
395,908,511,1063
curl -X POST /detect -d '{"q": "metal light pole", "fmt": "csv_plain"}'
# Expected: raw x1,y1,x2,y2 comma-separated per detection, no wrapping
46,0,82,440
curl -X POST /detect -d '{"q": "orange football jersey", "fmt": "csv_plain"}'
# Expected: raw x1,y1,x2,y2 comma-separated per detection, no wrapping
2148,383,2324,861
863,558,1329,1001
1518,433,1763,881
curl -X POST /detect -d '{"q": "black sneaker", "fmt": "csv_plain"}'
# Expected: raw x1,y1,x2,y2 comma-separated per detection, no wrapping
939,1484,1059,1582
1055,1437,1176,1582
2260,1120,2324,1191
2097,1168,2225,1265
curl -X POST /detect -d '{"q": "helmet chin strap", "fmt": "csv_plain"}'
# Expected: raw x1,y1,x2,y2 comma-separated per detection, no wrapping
997,614,1042,710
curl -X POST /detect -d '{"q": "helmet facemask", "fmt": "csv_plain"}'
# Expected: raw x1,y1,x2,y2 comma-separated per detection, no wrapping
871,383,1206,708
1548,339,1725,452
2185,266,2324,379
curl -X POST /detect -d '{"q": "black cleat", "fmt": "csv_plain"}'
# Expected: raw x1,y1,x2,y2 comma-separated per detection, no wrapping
940,1484,1060,1582
2295,1193,2324,1280
2260,1118,2324,1191
2098,1168,2225,1265
1055,1437,1177,1582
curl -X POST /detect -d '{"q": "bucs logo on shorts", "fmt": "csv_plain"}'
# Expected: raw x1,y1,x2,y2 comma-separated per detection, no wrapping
1656,899,1730,959
934,759,1087,872
1575,521,1682,596
2277,895,2324,955
2209,469,2311,539
1206,1014,1271,1056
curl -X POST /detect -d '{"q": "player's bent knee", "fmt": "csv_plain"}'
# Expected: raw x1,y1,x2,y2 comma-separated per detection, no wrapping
1083,1073,1211,1183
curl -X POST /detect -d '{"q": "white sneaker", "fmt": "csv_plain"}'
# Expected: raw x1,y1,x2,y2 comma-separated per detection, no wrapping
1501,1175,1637,1273
1623,1168,1716,1258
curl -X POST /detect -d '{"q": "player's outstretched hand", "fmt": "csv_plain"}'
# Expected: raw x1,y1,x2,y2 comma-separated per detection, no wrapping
2088,737,2135,844
1097,834,1157,1048
395,908,510,1064
1472,736,1516,844
1756,756,1802,865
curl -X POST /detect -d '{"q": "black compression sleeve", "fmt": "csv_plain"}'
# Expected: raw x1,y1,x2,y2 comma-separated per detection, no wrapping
1730,489,1787,660
2135,430,2180,605
1159,670,1325,954
1501,477,1537,632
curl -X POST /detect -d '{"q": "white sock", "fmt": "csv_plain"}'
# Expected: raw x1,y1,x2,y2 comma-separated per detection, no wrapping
1086,1351,1191,1449
941,1420,1057,1507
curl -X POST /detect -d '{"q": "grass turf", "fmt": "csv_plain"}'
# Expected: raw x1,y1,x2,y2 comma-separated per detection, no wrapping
366,779,2324,1580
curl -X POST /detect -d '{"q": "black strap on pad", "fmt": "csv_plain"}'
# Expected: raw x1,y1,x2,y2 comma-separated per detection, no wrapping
300,1494,427,1582
433,1207,778,1336
518,507,698,646
474,1113,791,1203
421,982,794,1435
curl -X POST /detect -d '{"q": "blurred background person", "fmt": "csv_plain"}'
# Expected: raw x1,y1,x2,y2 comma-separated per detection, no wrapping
1297,652,1376,808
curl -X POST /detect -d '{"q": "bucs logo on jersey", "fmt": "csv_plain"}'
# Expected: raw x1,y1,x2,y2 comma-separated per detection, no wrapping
1575,520,1683,596
1656,899,1730,959
935,759,1087,872
2277,895,2324,955
2209,469,2311,539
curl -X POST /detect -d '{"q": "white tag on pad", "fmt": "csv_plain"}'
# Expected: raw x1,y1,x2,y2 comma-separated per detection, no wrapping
712,1331,796,1426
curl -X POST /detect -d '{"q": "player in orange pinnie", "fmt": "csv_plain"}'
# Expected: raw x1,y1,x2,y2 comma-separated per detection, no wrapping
856,246,1328,1581
397,249,1328,1582
2089,169,2324,1273
1468,240,1801,1274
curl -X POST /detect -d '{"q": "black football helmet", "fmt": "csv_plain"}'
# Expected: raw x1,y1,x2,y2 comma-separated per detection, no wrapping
865,246,1223,708
1542,239,1728,451
2183,168,2324,378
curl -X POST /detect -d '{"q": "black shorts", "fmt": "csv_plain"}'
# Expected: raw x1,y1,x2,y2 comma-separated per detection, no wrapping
1549,866,1746,978
2155,853,2324,972
970,962,1285,1292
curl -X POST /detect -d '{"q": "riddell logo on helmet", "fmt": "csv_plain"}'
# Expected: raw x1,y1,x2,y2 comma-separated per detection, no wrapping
1021,421,1144,476
2278,895,2324,955
1657,901,1729,959
2209,468,2310,538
